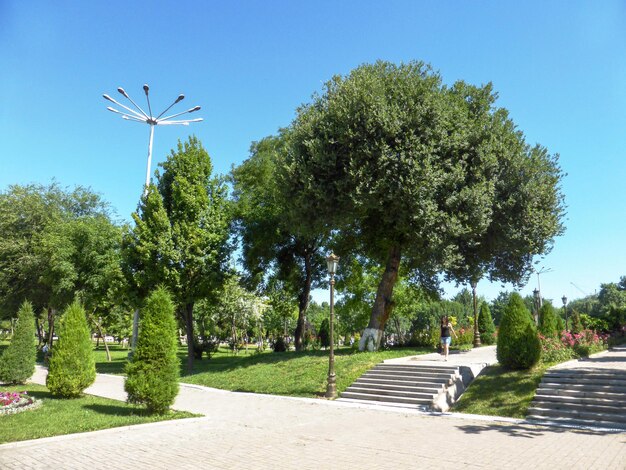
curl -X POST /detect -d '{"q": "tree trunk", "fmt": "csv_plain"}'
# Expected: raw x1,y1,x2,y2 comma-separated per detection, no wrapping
359,245,402,351
471,281,481,347
294,253,313,351
35,317,44,346
185,303,195,374
47,307,56,352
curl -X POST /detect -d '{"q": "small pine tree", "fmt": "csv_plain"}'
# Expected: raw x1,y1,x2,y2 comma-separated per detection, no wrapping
125,287,179,414
46,301,96,397
555,314,565,334
570,310,583,334
478,302,496,345
0,301,37,384
538,303,559,338
496,293,541,370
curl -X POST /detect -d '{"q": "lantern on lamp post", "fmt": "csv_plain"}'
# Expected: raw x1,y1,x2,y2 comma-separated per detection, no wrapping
325,253,339,399
562,295,568,331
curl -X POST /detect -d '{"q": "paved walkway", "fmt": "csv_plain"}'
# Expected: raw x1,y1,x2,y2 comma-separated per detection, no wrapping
1,349,625,469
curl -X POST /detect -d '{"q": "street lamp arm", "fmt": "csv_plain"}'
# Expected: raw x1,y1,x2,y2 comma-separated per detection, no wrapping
122,115,149,123
159,106,201,122
103,95,147,120
155,94,185,120
157,118,203,125
118,87,150,119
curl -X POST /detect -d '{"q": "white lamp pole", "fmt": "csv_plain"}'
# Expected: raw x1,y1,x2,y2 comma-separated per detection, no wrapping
103,85,203,196
103,85,203,352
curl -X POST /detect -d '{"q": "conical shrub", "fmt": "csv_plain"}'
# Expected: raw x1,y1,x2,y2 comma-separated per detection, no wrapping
0,301,37,384
46,301,96,397
478,302,496,345
496,293,541,370
538,303,559,338
125,287,179,414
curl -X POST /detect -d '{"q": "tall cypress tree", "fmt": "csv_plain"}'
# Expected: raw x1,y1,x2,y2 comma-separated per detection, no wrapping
125,287,179,414
46,301,96,397
478,302,496,345
0,300,36,384
496,293,541,370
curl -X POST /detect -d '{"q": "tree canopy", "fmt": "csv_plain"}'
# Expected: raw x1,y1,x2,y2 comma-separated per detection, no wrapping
284,60,565,350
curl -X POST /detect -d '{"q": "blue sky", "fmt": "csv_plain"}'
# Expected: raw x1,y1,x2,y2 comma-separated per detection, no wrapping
1,1,625,305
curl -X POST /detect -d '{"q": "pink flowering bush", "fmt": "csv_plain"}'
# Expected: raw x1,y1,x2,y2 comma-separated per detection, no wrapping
539,329,608,364
0,391,41,415
455,327,474,347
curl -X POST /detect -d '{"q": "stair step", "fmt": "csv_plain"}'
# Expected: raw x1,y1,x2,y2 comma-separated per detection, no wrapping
540,381,626,393
526,415,626,431
377,364,458,374
340,391,432,405
357,374,449,388
532,398,626,415
345,386,436,400
543,371,626,383
527,407,626,424
363,371,453,381
336,397,429,410
351,381,443,394
540,376,626,388
536,387,626,400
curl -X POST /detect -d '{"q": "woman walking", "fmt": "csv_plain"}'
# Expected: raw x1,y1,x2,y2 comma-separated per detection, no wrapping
440,316,457,361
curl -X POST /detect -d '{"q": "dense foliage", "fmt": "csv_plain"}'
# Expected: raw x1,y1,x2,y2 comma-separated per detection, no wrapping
284,61,565,350
125,287,179,414
538,303,559,338
46,301,96,397
0,301,37,384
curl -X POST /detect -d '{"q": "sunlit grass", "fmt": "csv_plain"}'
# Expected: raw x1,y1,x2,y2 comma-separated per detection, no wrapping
451,363,549,419
0,383,197,444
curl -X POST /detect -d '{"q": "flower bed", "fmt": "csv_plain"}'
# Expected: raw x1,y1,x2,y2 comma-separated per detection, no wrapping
0,391,41,416
539,329,608,364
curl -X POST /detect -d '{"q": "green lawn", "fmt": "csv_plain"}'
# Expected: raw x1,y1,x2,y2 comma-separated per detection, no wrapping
183,347,431,397
0,384,196,444
451,363,550,419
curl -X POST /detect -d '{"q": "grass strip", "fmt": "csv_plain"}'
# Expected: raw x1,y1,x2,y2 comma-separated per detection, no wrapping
0,384,197,444
452,363,549,419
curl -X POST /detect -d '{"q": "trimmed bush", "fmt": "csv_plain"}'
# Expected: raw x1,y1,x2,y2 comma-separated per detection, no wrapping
318,318,330,348
0,301,37,384
538,303,559,338
496,293,541,370
46,301,96,397
478,302,496,345
125,287,179,414
272,336,287,352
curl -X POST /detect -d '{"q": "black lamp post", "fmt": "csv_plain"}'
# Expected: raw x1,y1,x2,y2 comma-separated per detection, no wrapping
562,295,568,331
325,253,339,399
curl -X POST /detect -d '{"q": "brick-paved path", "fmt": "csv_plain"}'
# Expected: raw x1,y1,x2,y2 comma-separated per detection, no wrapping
1,350,625,469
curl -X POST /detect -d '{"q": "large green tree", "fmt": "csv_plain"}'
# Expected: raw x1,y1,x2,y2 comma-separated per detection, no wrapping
441,82,565,346
284,61,564,350
125,136,231,373
231,136,325,351
0,183,112,345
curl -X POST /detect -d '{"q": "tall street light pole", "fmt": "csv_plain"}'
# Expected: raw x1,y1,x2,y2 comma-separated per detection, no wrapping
533,288,541,326
103,85,203,196
534,266,553,310
326,253,340,399
103,84,203,352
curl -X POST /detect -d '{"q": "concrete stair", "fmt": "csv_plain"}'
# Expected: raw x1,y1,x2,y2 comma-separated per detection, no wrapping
527,367,626,430
338,363,460,410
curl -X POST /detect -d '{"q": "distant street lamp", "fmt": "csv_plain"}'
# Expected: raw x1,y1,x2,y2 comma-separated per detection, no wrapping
325,253,340,399
562,295,568,331
103,84,203,196
103,84,203,352
533,288,541,325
